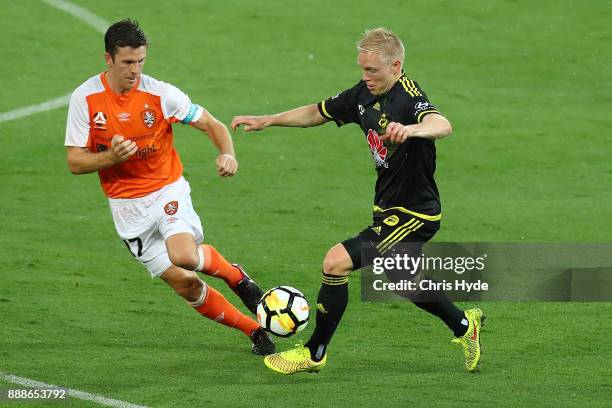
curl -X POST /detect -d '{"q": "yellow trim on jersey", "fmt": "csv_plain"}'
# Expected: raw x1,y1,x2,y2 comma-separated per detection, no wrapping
417,109,440,123
399,77,422,97
399,77,415,96
320,100,333,120
373,205,442,221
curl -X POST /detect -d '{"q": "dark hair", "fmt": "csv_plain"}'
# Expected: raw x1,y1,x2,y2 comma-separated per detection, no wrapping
104,19,148,58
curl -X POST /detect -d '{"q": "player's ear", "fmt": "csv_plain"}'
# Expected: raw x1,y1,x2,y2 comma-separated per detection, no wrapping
392,59,402,75
104,52,114,67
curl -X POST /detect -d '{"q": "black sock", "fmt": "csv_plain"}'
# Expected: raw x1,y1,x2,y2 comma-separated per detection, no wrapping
305,273,349,361
411,278,467,337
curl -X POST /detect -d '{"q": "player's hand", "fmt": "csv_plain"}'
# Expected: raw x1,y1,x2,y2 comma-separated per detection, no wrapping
380,122,414,144
216,153,238,177
231,115,270,132
110,135,138,163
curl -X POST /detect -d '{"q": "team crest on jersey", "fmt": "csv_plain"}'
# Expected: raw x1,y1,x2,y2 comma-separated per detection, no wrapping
164,201,179,215
366,129,388,168
141,109,156,128
378,113,388,130
93,112,107,130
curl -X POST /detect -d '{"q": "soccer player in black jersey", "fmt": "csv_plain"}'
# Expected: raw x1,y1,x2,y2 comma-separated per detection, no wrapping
232,28,484,374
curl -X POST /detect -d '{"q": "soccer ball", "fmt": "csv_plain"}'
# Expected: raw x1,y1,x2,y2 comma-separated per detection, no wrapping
257,286,309,337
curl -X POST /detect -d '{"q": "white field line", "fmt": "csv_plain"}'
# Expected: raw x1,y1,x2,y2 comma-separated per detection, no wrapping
0,93,72,123
0,0,109,124
41,0,109,34
0,371,152,408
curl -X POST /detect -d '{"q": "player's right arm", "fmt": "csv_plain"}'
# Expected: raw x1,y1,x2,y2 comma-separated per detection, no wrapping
232,83,360,132
66,135,137,174
65,86,138,175
231,104,328,132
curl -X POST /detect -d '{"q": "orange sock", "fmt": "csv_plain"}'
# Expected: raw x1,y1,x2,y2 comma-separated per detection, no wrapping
199,245,243,287
195,286,260,337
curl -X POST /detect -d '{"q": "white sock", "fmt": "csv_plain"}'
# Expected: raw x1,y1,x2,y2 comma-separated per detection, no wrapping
195,246,205,272
188,279,208,307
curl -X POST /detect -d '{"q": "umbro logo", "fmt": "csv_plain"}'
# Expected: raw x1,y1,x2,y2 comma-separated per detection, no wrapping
117,112,131,122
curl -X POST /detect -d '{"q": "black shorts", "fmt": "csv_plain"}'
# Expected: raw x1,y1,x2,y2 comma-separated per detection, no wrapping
342,207,440,270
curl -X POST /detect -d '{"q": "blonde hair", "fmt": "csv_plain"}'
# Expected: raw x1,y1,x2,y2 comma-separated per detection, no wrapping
357,28,405,65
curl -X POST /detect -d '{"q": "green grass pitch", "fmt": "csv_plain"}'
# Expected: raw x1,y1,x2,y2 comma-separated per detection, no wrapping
1,0,611,407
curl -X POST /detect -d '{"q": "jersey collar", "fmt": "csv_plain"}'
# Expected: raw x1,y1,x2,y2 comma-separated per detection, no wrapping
366,70,406,102
100,72,141,105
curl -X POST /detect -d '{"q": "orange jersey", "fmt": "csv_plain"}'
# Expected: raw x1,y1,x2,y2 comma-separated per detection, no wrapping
65,72,204,198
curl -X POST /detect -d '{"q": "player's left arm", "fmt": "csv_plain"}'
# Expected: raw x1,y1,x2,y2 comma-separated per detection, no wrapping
382,113,453,143
190,110,238,177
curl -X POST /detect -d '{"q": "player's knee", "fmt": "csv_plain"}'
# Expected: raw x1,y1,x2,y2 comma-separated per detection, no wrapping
173,275,203,303
322,247,352,276
168,248,199,271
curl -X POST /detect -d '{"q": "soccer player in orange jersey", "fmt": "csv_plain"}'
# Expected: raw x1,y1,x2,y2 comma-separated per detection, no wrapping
64,19,274,355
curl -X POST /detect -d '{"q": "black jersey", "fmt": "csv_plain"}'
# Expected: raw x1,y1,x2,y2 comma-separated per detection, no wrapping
317,73,443,216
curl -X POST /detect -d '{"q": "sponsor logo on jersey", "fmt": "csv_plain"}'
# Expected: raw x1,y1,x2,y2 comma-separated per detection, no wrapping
93,111,107,130
366,129,388,168
358,104,365,115
117,112,131,122
135,143,159,159
141,109,156,128
164,201,179,215
414,101,433,113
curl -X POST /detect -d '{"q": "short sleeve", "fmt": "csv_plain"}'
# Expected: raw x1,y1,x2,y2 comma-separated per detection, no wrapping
401,79,441,124
317,83,361,127
65,91,90,147
161,82,204,124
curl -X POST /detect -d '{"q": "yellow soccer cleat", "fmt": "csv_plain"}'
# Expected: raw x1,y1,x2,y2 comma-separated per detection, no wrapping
452,308,485,372
264,342,327,375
